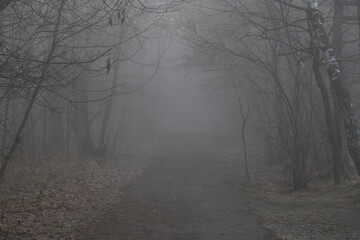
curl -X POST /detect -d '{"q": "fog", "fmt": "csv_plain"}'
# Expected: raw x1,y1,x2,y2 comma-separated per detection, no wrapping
1,0,360,239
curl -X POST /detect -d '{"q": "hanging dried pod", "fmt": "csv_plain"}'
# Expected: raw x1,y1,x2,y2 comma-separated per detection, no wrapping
117,12,121,20
106,58,111,75
109,17,113,26
121,9,125,25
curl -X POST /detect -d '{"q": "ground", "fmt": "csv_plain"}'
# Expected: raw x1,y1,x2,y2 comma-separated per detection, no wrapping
79,149,275,240
241,178,360,240
1,144,360,239
0,152,149,239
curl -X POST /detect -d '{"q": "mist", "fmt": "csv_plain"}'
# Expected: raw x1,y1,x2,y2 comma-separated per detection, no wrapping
1,0,360,239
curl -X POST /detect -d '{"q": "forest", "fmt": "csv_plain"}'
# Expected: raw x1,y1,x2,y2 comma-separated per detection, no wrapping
0,0,360,239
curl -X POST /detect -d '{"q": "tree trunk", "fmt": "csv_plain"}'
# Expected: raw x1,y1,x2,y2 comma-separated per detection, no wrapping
66,103,71,162
358,0,360,53
233,83,251,181
241,119,250,182
42,110,48,156
98,62,119,156
110,110,125,157
312,59,344,183
0,0,12,13
48,101,65,153
332,0,348,182
293,159,307,190
71,99,95,158
1,86,11,153
307,1,360,176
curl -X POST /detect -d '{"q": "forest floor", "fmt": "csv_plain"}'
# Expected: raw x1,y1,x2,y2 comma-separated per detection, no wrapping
0,148,156,240
1,144,360,239
241,176,360,240
221,145,360,240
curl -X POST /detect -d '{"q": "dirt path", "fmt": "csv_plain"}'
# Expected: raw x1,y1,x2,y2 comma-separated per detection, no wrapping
81,149,274,240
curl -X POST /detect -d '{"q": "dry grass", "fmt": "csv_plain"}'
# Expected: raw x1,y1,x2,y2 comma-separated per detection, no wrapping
242,178,360,240
217,144,360,239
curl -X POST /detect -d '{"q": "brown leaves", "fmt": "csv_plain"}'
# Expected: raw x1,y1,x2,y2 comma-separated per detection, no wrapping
0,160,140,239
243,178,360,239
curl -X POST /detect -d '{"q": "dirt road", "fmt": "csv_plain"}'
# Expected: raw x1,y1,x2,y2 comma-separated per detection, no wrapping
82,148,274,240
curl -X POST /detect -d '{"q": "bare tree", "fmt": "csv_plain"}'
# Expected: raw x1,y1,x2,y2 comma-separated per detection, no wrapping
0,0,67,181
232,83,251,181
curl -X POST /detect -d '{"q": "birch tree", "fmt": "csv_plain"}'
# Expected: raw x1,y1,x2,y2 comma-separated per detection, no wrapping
307,0,360,177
